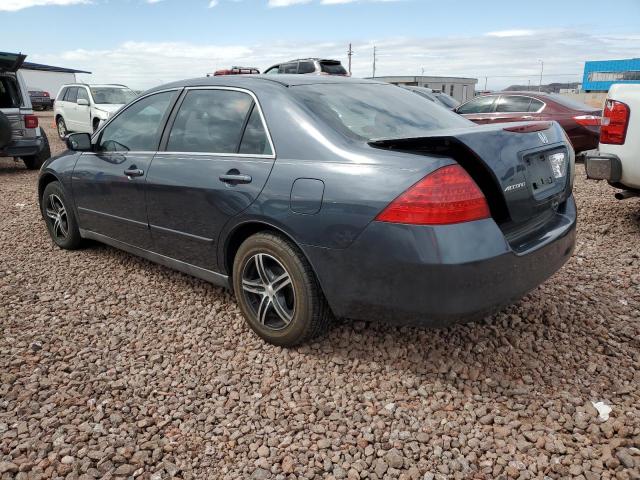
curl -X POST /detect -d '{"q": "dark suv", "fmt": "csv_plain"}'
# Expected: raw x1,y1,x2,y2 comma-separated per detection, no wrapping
264,58,348,76
0,52,51,170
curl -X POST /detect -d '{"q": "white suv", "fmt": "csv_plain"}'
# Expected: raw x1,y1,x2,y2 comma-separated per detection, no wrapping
54,84,137,138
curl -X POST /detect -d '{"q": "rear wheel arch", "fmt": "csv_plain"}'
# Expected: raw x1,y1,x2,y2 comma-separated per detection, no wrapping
224,222,320,286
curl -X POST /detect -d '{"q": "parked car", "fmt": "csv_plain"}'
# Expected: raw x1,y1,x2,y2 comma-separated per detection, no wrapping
29,88,53,110
212,66,260,76
585,84,639,199
0,52,51,170
38,75,576,346
264,58,348,76
454,92,601,153
403,86,460,110
54,83,137,138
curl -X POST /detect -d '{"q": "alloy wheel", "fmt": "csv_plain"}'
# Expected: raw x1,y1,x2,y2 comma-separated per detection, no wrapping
241,253,295,330
45,194,69,240
57,120,66,138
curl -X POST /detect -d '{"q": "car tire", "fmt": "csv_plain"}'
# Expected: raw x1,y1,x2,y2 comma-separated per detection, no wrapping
22,130,51,170
56,116,67,139
0,111,11,149
41,181,82,250
233,232,332,347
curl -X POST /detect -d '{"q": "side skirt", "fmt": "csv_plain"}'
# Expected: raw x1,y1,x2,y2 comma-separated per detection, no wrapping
80,228,230,289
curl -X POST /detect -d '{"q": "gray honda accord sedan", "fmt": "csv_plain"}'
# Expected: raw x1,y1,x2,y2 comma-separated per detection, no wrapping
38,75,576,346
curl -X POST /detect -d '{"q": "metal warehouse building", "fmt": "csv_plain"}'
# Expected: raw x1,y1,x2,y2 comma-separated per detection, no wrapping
582,58,640,92
19,61,91,98
366,76,478,103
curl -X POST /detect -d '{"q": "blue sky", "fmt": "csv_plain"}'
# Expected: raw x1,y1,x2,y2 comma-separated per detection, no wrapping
2,0,639,89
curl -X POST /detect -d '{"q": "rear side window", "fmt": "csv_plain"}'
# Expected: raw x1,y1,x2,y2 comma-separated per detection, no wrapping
320,61,347,75
64,87,78,103
495,95,533,113
167,89,254,154
0,76,21,108
239,106,272,155
97,91,174,152
297,61,316,74
457,95,496,114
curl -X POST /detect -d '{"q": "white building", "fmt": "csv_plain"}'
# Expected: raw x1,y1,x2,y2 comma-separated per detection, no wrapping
19,61,91,97
366,75,478,103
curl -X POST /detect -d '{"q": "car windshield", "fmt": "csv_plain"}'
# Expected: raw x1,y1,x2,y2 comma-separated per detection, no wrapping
292,83,471,141
434,93,460,109
547,94,595,111
90,87,137,105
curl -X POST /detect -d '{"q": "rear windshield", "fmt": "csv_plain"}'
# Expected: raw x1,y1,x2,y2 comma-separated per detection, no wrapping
90,87,137,105
292,83,472,141
320,62,347,75
548,94,595,111
0,76,21,108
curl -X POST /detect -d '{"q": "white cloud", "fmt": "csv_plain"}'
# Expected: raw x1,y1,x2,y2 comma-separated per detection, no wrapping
28,29,640,91
0,0,89,11
486,30,536,38
268,0,310,6
146,0,164,3
208,0,219,6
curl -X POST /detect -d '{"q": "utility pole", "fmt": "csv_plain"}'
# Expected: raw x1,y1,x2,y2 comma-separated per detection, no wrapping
528,79,531,91
538,59,544,92
372,46,377,78
484,76,488,91
347,43,353,76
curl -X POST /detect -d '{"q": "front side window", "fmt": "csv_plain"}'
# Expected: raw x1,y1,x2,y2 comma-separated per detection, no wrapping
167,89,254,153
292,83,471,141
281,63,298,74
265,66,280,75
64,87,78,103
495,95,533,113
77,88,90,103
456,95,496,114
56,87,68,101
97,91,174,152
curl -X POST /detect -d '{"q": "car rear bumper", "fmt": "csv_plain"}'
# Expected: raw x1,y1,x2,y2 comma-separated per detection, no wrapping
304,196,576,326
0,137,45,157
584,151,622,182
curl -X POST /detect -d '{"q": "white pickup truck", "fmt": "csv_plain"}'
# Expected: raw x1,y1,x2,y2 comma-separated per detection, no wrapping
585,84,639,199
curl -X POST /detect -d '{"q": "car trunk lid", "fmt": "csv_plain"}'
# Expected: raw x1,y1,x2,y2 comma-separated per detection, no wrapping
369,121,574,231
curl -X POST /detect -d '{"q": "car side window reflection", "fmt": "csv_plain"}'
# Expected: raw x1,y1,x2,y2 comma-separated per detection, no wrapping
239,106,272,155
457,95,496,114
97,91,174,153
166,90,254,154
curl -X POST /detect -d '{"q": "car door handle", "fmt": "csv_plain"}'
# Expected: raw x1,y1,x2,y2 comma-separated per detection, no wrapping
219,173,252,184
124,167,144,177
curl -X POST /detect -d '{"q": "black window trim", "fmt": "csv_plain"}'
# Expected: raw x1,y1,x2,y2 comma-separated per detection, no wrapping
86,87,183,154
156,86,276,159
495,94,546,114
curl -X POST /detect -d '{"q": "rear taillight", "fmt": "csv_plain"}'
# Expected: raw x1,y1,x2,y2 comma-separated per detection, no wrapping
375,165,490,225
43,92,50,97
23,114,38,129
601,99,630,145
573,114,601,127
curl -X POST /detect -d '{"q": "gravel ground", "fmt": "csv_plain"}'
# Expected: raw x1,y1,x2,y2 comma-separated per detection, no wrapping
1,112,639,479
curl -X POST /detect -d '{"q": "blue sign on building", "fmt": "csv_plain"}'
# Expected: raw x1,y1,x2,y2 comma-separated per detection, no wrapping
583,58,640,92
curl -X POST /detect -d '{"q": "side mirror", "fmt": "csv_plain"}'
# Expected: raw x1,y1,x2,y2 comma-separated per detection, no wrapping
66,132,92,151
77,98,89,106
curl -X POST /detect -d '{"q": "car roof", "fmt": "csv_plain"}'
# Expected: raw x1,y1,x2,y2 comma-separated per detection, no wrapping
147,74,385,93
61,83,131,88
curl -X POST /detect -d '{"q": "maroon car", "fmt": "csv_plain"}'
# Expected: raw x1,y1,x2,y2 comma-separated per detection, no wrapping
455,92,601,153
